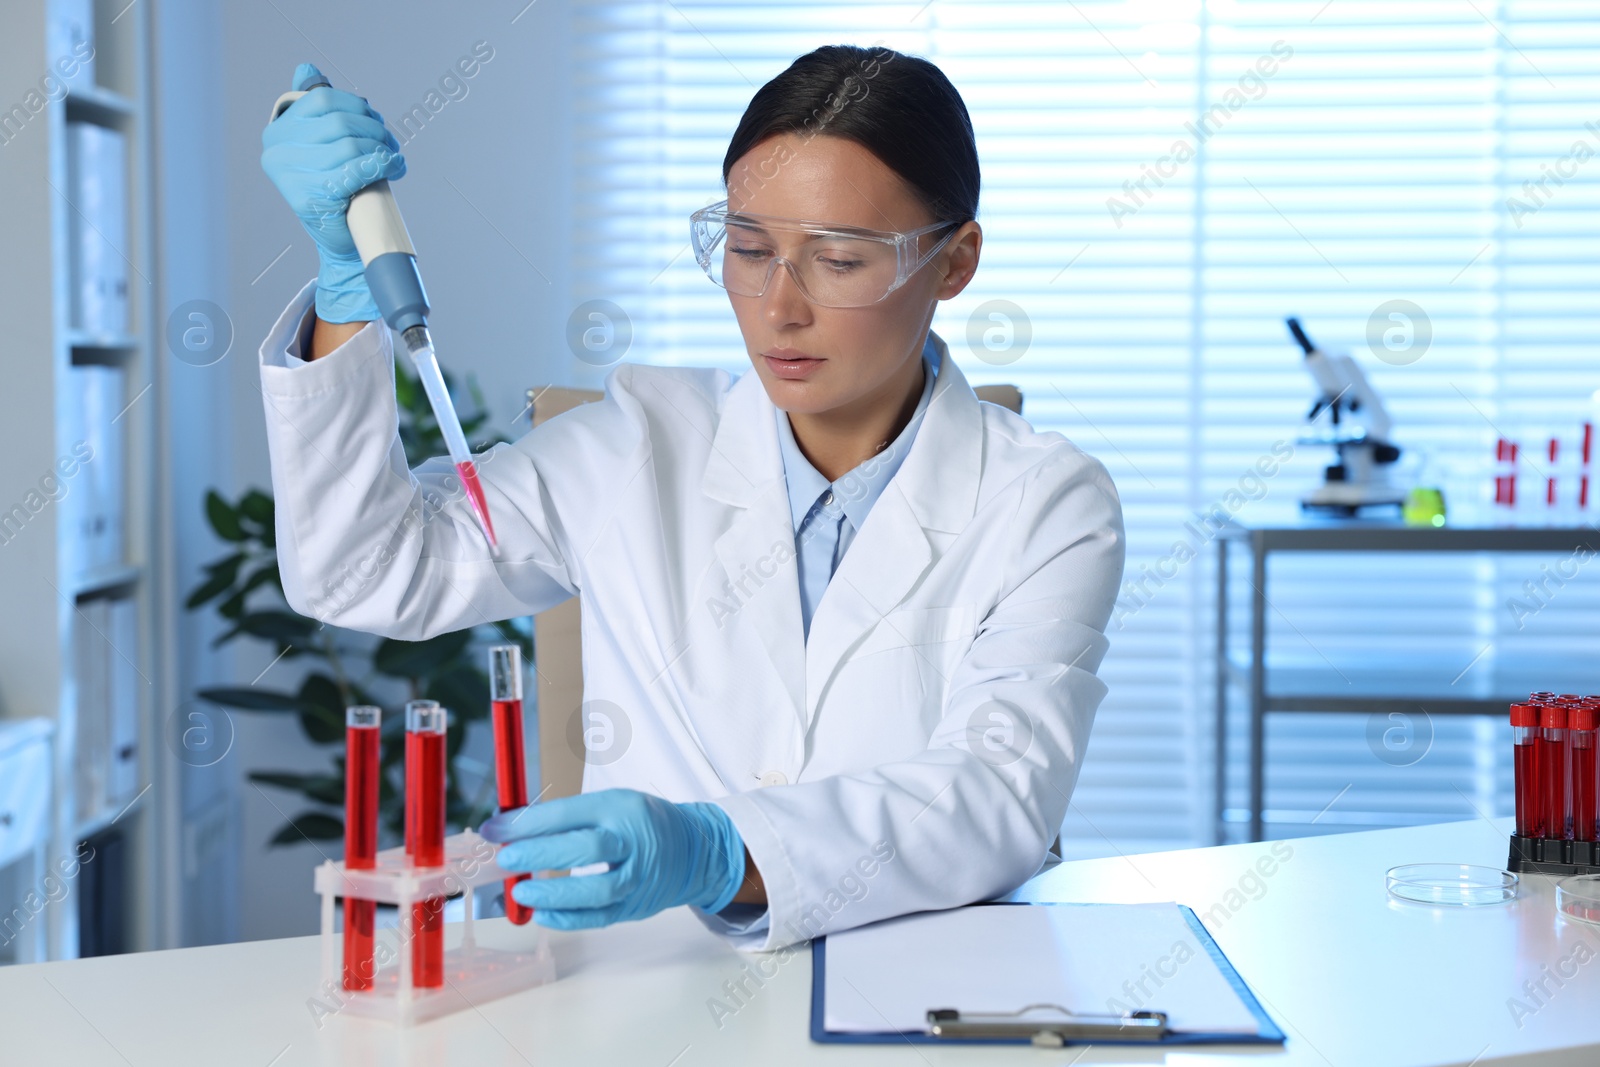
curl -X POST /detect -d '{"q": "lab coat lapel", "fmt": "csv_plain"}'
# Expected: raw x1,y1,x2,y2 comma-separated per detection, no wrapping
702,369,808,732
802,333,984,731
700,333,983,738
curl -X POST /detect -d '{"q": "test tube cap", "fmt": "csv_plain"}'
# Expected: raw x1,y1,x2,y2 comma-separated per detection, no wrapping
1542,704,1569,730
489,644,523,701
1510,703,1539,728
1572,706,1598,732
347,705,382,728
405,699,447,733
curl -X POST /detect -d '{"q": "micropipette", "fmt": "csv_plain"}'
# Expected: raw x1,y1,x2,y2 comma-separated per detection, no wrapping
267,77,500,555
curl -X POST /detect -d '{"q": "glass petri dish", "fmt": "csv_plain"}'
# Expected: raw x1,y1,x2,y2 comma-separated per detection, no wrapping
1386,863,1518,906
1556,875,1600,925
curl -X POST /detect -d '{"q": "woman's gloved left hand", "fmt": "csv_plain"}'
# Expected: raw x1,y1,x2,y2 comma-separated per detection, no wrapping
479,788,746,929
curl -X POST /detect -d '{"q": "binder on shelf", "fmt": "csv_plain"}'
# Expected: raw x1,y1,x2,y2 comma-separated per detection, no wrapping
73,597,111,823
61,363,125,577
107,595,139,804
71,593,140,823
811,901,1284,1048
53,0,97,86
65,120,128,336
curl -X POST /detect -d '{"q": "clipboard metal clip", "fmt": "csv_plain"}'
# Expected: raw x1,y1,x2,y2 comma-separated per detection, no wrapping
926,1003,1170,1047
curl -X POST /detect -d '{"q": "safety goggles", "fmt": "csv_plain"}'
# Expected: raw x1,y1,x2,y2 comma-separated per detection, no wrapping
689,199,962,308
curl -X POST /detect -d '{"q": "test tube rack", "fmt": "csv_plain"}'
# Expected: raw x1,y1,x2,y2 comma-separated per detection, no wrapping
1507,693,1600,879
1506,835,1600,877
313,829,555,1026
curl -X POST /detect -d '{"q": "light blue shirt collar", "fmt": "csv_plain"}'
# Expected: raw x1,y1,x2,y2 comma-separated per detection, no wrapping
776,334,939,534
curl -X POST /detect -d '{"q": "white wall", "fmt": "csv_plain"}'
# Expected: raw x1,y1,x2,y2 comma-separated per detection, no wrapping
155,0,575,943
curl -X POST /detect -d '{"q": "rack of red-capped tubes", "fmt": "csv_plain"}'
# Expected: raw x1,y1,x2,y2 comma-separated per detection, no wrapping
1508,692,1600,876
311,676,554,1026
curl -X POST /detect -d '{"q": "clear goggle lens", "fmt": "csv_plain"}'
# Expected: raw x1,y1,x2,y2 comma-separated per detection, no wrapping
690,205,958,308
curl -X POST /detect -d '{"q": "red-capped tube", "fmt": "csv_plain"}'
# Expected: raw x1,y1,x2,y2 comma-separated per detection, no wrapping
343,705,381,991
406,700,448,989
1541,703,1571,841
489,645,533,925
1512,703,1543,838
1571,705,1598,843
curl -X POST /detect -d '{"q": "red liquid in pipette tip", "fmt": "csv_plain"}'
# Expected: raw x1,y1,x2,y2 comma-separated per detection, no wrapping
455,460,499,552
492,696,533,924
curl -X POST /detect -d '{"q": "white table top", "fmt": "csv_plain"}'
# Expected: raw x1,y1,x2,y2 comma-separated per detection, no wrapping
2,815,1596,1065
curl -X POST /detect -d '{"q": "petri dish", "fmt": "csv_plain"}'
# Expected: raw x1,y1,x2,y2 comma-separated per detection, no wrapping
1556,875,1600,925
1385,863,1518,906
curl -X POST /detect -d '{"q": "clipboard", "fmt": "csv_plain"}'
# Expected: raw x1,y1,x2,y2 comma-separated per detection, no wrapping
809,901,1286,1047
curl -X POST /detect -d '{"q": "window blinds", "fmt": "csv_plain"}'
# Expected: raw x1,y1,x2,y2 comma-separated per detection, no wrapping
570,0,1600,857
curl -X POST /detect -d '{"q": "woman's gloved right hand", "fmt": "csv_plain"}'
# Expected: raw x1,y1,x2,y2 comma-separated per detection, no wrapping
260,62,407,324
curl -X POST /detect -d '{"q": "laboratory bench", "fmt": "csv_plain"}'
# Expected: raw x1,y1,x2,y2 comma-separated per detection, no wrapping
2,816,1597,1065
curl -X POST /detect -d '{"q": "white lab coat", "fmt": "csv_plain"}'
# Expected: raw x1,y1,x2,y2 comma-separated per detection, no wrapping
257,279,1125,953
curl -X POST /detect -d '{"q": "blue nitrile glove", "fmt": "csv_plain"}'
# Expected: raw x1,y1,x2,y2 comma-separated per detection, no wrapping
259,62,406,324
480,788,747,930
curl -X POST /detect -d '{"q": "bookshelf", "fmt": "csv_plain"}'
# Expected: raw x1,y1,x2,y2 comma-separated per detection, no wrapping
0,0,162,960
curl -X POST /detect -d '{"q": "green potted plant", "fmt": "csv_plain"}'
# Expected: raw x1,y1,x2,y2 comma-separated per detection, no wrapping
186,356,532,847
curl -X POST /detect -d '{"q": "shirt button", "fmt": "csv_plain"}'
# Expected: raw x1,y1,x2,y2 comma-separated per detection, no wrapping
758,770,788,787
821,490,834,505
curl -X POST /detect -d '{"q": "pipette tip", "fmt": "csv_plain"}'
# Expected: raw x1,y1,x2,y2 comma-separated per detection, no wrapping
455,459,500,556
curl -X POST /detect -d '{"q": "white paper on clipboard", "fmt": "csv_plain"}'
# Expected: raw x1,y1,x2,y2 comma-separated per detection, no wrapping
823,902,1263,1036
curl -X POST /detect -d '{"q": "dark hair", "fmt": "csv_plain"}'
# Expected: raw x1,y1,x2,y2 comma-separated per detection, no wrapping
721,45,980,226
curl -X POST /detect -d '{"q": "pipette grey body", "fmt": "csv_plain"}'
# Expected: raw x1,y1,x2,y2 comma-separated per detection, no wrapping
267,77,431,348
266,73,503,556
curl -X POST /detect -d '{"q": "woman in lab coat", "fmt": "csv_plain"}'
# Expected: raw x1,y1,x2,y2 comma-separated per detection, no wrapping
258,45,1124,954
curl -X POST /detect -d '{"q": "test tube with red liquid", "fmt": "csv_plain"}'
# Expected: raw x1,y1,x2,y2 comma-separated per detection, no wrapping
343,705,381,990
1581,422,1593,508
1570,703,1597,843
1541,703,1571,841
489,645,534,924
405,699,448,989
1494,438,1518,507
1512,703,1543,838
1547,437,1559,507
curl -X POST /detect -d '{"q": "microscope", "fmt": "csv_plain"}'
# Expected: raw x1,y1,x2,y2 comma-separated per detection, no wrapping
1287,317,1406,514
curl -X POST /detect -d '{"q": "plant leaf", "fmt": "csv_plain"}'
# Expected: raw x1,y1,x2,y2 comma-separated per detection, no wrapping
296,673,346,745
206,490,247,542
374,629,473,679
425,663,489,724
216,563,283,618
239,489,274,528
237,610,318,645
185,551,247,609
196,686,302,711
268,812,344,847
249,770,344,807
